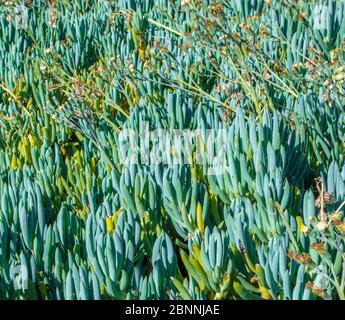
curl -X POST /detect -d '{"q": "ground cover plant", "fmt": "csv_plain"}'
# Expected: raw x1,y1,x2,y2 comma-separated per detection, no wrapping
0,0,344,300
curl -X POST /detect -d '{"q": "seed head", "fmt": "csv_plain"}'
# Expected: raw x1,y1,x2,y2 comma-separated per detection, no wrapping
316,221,327,232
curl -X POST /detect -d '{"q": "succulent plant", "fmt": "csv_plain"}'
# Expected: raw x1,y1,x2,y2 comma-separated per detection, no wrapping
0,0,344,300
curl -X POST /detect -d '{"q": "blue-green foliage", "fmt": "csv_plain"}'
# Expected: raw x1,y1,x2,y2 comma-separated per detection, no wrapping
0,0,344,300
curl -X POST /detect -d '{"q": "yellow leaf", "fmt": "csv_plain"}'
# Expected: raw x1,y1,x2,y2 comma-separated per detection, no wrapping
131,27,138,47
243,251,256,273
106,216,114,234
210,193,221,225
38,282,48,300
90,156,97,173
16,158,22,169
28,133,36,146
11,154,17,170
139,33,146,60
192,244,205,269
259,287,271,300
296,216,304,232
196,201,204,234
23,136,32,163
18,141,24,156
111,207,123,227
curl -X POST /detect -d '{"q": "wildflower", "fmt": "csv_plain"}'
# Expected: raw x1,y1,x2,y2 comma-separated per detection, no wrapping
263,70,271,80
301,225,309,234
305,61,316,71
335,222,345,233
72,79,85,99
334,73,345,81
222,109,232,124
287,251,312,264
209,3,223,16
230,91,244,100
143,60,152,69
40,63,47,72
332,218,341,226
189,65,197,74
298,12,307,22
239,23,253,32
322,91,333,108
315,177,334,209
316,221,327,232
215,83,223,94
292,62,304,69
48,10,58,28
250,13,260,22
259,26,268,38
310,242,326,254
128,64,135,73
306,282,326,298
181,0,191,7
331,211,341,221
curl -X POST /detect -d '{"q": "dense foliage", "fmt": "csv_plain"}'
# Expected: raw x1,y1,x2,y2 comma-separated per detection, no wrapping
0,0,344,300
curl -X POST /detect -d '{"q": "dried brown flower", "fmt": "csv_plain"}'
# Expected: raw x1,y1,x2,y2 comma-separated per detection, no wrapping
310,242,326,254
287,251,313,265
306,282,326,298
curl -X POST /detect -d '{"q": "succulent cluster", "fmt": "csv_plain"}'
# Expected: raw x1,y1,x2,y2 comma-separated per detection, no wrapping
0,0,344,300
